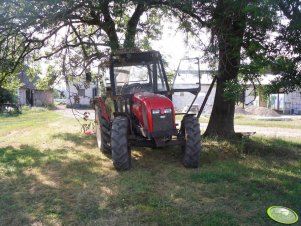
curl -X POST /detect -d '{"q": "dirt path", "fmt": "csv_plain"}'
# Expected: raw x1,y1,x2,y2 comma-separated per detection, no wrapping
200,123,301,138
54,108,301,138
54,106,95,119
235,125,301,138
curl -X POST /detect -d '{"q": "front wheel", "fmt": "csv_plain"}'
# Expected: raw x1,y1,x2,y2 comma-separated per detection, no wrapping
111,116,131,171
182,116,201,168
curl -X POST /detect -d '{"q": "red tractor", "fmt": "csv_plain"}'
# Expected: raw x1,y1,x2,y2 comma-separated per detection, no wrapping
94,50,202,170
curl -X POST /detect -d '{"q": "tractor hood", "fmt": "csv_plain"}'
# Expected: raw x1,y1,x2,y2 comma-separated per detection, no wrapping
132,92,175,133
132,92,173,112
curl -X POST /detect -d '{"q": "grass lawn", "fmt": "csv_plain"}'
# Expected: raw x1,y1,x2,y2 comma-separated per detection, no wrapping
0,109,300,225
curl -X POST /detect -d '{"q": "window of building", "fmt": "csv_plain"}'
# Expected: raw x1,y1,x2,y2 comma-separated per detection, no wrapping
92,88,98,98
78,89,85,97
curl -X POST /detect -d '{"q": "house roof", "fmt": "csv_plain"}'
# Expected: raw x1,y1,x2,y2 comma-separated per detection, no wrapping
18,71,40,89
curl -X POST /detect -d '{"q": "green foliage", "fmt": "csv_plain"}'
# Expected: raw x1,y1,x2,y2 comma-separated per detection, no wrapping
0,0,164,88
0,88,16,105
268,57,301,93
224,79,244,102
256,85,269,102
166,71,174,85
241,0,301,93
36,65,58,89
53,89,61,99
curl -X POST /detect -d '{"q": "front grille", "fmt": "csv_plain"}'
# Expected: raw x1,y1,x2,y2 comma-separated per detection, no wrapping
152,113,173,132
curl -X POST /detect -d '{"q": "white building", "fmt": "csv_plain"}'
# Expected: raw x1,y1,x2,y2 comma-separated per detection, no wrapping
18,71,53,107
172,73,216,114
65,80,99,108
173,72,301,115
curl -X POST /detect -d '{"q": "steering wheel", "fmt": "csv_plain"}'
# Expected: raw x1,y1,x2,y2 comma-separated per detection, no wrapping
121,83,143,94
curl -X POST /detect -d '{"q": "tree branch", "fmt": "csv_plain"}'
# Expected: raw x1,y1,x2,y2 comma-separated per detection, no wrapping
124,3,146,48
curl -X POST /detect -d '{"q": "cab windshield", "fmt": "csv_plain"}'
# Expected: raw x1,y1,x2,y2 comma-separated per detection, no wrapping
113,63,167,95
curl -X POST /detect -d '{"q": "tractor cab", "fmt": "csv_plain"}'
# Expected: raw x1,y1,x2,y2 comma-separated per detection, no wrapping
105,51,170,96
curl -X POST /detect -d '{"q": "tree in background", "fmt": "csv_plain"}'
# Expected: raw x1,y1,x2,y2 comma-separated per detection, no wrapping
153,0,273,138
204,0,281,138
267,0,301,93
159,0,299,138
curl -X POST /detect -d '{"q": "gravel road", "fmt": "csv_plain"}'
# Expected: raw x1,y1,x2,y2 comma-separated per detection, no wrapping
235,125,301,138
55,107,95,119
200,123,301,138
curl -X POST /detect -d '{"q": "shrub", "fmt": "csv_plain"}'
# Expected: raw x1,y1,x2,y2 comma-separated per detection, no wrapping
0,88,16,105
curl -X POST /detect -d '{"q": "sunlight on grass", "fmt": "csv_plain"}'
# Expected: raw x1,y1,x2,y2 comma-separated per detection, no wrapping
0,109,300,225
234,115,301,129
177,114,301,129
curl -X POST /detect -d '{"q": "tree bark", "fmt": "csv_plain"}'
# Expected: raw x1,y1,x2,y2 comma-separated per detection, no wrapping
204,77,237,138
99,2,146,50
204,2,246,138
100,2,120,51
124,3,146,49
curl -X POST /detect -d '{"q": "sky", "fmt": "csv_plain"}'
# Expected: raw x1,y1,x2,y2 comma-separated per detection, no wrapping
151,18,208,71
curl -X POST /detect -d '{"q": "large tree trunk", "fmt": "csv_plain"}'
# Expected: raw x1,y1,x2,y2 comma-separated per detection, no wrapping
204,77,236,138
100,2,120,51
204,3,246,138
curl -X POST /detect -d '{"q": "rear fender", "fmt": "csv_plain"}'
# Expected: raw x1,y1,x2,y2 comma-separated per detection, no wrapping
95,97,110,123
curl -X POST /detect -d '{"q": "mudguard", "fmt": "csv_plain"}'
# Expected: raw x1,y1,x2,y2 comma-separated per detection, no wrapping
95,97,110,123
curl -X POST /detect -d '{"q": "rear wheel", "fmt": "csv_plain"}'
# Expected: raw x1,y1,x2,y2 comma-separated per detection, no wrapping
111,116,131,171
182,116,201,168
96,107,111,154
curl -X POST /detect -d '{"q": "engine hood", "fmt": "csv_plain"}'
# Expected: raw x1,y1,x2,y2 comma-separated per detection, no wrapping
132,92,175,133
132,92,173,112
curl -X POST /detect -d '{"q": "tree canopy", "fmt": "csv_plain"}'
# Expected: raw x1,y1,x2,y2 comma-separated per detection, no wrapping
164,0,300,137
0,0,163,88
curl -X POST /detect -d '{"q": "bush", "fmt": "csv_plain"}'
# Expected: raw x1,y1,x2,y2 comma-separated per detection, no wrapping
0,88,16,105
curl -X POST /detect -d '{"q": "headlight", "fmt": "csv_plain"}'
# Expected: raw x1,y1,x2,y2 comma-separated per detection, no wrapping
152,109,160,114
164,108,172,114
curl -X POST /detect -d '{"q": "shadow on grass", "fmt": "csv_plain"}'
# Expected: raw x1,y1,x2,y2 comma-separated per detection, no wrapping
51,132,97,149
200,136,301,165
242,137,301,159
102,137,301,225
107,152,300,225
0,144,113,225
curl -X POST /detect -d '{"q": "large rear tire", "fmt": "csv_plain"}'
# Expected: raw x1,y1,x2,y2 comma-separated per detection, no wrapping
182,116,201,168
96,107,111,154
111,116,131,171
